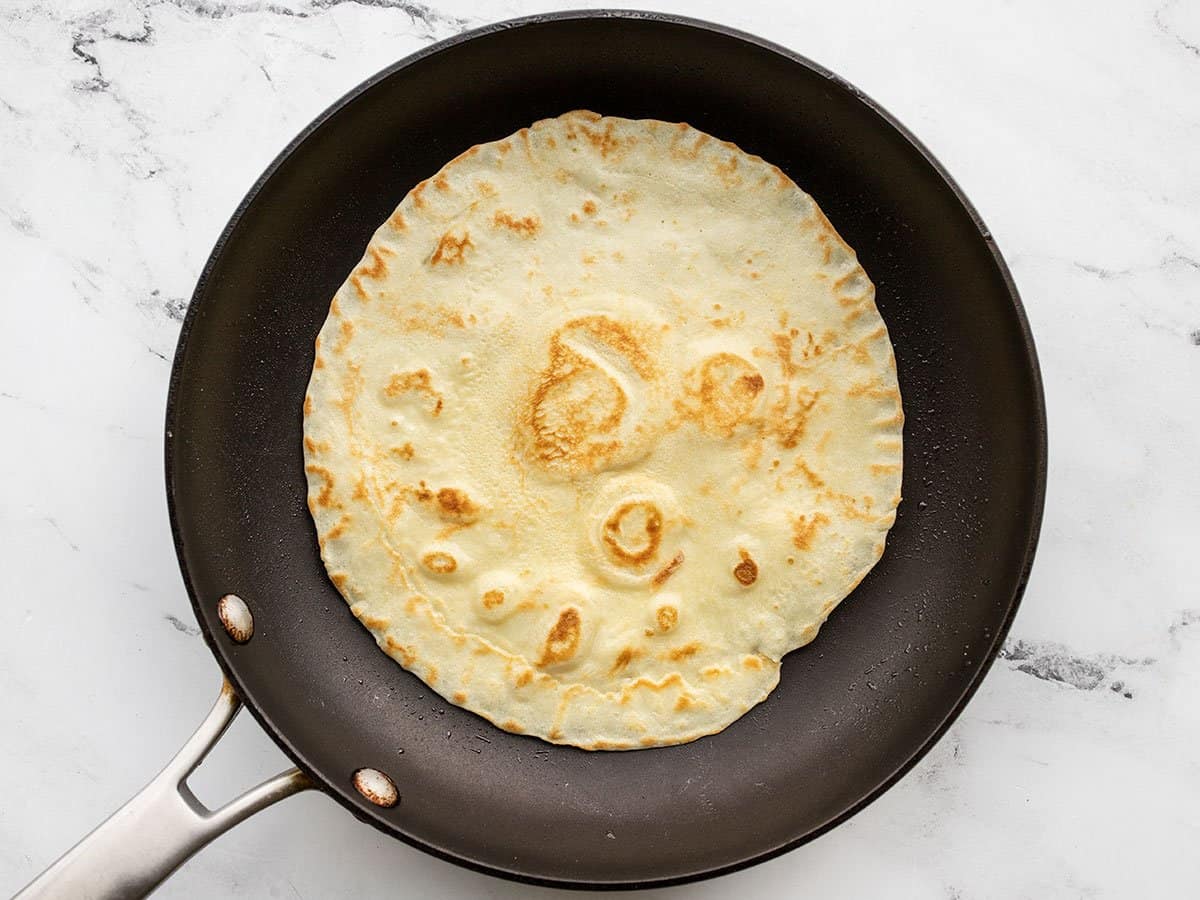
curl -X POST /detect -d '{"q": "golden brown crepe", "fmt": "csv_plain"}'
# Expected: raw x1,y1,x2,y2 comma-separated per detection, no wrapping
303,111,903,749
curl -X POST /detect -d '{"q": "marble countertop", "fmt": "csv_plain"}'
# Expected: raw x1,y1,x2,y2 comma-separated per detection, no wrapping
2,1,1197,897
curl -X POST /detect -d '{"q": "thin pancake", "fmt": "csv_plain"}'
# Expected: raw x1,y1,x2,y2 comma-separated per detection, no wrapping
303,111,903,749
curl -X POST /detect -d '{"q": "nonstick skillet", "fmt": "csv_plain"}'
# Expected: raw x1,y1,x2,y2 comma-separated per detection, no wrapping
17,10,1046,897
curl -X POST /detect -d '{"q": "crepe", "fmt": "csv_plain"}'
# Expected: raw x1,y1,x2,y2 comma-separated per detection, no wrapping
303,111,903,749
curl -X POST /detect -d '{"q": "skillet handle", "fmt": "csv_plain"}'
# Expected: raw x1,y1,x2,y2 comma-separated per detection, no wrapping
15,680,313,900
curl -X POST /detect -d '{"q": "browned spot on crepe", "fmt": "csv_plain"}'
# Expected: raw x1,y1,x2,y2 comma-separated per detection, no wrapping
538,607,582,667
430,230,473,266
733,549,758,586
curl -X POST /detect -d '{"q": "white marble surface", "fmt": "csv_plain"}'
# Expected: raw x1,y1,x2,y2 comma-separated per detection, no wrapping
2,0,1198,896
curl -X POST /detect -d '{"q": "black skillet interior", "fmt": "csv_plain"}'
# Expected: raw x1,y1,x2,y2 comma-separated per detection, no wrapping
167,11,1045,889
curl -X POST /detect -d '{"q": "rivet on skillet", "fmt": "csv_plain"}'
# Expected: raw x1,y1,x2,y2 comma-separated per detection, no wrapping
216,594,254,643
352,767,399,808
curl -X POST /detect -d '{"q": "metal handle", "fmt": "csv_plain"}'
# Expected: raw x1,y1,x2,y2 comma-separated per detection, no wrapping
15,681,313,900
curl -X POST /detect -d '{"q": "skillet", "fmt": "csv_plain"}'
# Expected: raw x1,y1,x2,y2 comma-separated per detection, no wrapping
17,10,1046,896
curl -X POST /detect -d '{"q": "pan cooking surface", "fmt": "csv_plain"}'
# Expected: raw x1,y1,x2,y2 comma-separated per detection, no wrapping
167,12,1045,888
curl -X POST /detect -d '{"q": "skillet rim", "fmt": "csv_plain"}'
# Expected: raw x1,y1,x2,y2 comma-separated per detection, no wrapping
164,8,1048,889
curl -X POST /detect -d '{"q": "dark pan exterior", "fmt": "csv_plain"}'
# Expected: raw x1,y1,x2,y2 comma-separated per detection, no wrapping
166,11,1046,889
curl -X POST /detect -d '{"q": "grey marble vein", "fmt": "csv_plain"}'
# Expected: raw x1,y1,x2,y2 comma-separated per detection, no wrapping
43,516,80,552
159,0,472,37
1000,640,1153,692
164,613,202,635
1155,2,1200,57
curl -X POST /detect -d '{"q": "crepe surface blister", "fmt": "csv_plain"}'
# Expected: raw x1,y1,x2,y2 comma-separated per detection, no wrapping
303,111,903,749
